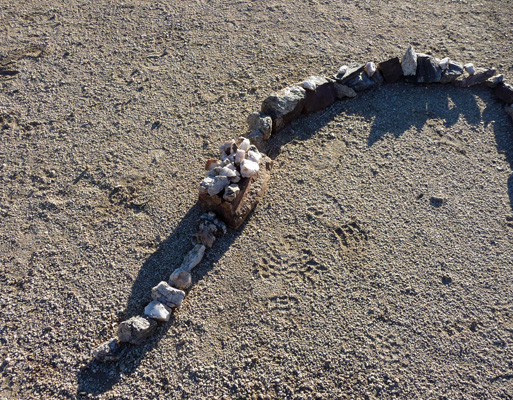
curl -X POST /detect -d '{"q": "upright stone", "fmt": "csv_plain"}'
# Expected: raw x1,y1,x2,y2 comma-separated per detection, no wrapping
117,316,157,344
453,68,497,88
247,112,272,140
261,85,306,133
377,57,403,83
440,61,464,83
301,76,336,114
401,46,417,76
493,83,513,103
414,54,442,83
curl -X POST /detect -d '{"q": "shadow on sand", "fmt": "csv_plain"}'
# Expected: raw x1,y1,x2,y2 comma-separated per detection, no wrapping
77,81,513,396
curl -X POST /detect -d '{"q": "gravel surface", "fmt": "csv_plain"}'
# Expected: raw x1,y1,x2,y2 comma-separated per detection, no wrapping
1,1,513,399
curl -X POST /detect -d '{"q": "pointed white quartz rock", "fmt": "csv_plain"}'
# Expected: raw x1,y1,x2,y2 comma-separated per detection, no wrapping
401,45,417,76
181,244,205,272
439,57,450,70
218,166,237,178
240,159,259,178
247,149,261,163
365,62,376,77
235,148,246,164
144,300,171,322
338,65,348,76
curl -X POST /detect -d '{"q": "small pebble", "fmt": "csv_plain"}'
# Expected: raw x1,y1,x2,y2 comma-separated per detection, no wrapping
464,63,475,75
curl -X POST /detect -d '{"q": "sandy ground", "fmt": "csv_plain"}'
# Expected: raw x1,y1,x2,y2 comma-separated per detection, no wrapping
1,0,513,399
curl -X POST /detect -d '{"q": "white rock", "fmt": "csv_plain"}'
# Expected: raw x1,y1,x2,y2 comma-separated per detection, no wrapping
365,62,376,77
218,166,237,178
247,150,261,163
219,140,235,156
223,184,240,202
169,268,192,290
207,175,230,195
151,282,185,308
464,63,475,75
338,65,348,76
300,80,316,91
240,159,259,178
230,170,241,183
144,300,171,322
238,138,251,151
401,45,417,76
199,176,214,193
439,57,450,70
181,244,205,272
235,148,245,164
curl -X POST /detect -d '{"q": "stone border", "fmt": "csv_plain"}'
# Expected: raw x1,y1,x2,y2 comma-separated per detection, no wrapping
92,46,513,361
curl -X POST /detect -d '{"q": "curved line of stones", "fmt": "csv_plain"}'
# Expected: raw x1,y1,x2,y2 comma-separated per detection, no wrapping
92,45,513,362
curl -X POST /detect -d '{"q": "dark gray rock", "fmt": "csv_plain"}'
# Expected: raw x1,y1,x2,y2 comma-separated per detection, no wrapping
505,104,513,121
261,85,306,133
440,61,464,83
333,63,365,84
415,55,441,83
246,112,272,140
377,57,403,83
345,72,378,92
493,83,513,103
334,83,357,99
247,129,265,151
92,338,121,362
453,68,497,88
117,316,157,344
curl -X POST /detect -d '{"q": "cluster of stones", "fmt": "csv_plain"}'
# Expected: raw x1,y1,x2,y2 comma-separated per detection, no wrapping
92,46,513,362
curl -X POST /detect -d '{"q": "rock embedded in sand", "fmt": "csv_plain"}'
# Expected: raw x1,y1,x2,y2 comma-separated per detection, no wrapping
117,316,157,344
453,67,496,88
493,83,513,103
169,268,192,290
377,57,402,83
261,85,306,133
144,300,171,322
334,83,357,99
92,338,121,362
151,281,185,308
401,46,417,76
180,244,205,272
246,112,272,139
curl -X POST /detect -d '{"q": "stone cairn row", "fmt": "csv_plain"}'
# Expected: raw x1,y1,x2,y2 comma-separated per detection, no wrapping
92,46,513,361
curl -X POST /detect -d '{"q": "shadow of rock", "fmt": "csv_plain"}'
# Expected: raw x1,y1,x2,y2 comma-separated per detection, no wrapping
77,202,243,396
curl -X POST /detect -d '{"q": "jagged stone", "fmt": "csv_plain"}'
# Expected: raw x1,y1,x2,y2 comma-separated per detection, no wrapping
401,46,417,76
345,71,379,91
377,57,402,83
486,75,504,88
412,54,441,83
334,83,357,99
261,85,306,133
302,76,336,114
247,129,265,151
169,268,192,290
151,281,185,308
246,112,272,139
440,61,464,83
199,155,273,229
493,83,513,103
117,316,157,344
144,300,171,322
453,68,496,88
92,338,121,362
193,225,216,248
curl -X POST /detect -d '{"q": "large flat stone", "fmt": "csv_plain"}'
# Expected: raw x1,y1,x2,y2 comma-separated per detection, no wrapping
377,57,403,83
333,63,365,84
453,68,496,88
199,155,273,229
261,85,306,133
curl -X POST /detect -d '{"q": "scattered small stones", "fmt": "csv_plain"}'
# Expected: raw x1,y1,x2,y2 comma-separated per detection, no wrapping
151,281,185,308
401,45,417,76
92,338,121,362
117,316,157,344
144,301,171,322
464,63,475,75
